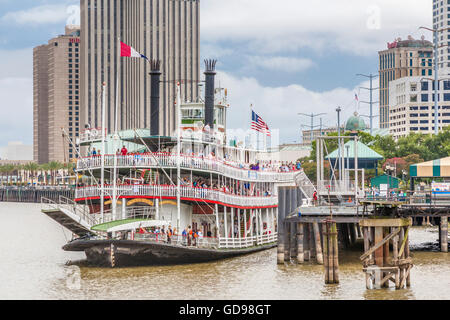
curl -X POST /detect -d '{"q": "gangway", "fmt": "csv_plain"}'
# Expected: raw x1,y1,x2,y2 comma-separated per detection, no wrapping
41,196,96,237
294,169,316,203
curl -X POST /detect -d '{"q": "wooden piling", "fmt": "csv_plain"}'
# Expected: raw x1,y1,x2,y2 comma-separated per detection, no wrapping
360,219,413,290
349,223,357,244
277,188,286,264
284,222,291,262
323,220,339,284
290,223,298,259
297,223,304,263
440,216,448,253
304,223,310,261
309,223,316,260
322,224,329,283
313,222,323,265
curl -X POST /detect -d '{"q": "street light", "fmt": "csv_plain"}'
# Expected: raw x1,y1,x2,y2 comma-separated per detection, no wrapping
298,112,326,144
336,107,343,176
356,73,379,135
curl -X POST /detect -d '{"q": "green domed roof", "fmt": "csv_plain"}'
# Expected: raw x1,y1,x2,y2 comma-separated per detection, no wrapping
345,112,367,131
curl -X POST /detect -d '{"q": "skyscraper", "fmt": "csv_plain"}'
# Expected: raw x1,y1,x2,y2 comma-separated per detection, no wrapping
33,26,81,164
80,0,200,136
433,0,450,76
378,37,433,129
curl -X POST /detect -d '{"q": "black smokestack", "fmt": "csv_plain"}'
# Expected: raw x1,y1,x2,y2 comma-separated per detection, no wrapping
150,59,161,136
204,59,217,130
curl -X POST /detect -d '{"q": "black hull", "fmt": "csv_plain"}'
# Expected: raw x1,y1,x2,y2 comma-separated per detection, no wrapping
63,240,276,267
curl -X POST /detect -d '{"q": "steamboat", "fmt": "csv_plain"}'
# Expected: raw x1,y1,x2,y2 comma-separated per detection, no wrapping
41,60,305,267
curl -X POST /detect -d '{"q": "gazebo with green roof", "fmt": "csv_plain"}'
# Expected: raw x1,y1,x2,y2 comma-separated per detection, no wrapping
325,140,384,175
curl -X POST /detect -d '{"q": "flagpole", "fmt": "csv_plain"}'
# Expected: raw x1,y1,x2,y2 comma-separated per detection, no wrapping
249,104,253,150
176,82,182,238
112,36,120,221
100,83,106,223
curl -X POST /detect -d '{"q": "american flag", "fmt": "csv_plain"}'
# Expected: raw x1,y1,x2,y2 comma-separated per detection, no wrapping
251,110,271,136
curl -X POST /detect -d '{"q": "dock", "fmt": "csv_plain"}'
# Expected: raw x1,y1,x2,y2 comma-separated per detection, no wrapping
0,187,74,203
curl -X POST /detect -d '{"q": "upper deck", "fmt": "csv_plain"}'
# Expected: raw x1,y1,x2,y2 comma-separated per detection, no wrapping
76,152,298,183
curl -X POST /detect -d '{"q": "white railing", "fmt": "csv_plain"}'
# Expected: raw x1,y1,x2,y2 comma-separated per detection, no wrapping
41,196,98,229
295,170,316,200
317,180,358,194
41,197,58,211
218,233,277,249
79,128,107,144
76,154,297,183
58,195,98,226
75,185,278,207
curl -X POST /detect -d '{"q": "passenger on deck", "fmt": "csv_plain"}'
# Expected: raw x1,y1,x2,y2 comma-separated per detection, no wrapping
313,191,318,206
187,226,192,246
167,226,172,244
182,228,187,245
121,145,128,156
193,229,199,246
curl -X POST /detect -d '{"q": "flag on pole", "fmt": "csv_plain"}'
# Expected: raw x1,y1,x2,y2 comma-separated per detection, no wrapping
355,93,359,101
120,41,149,60
251,110,271,137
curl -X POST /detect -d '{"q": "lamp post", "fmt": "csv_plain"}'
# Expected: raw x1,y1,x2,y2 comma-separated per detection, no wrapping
356,74,379,136
298,112,326,144
336,107,343,178
346,144,350,187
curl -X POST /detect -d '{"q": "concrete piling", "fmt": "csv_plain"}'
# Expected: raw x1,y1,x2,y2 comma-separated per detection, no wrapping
313,222,324,265
297,223,304,263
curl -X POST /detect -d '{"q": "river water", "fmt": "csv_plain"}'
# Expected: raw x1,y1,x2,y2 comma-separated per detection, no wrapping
0,202,449,300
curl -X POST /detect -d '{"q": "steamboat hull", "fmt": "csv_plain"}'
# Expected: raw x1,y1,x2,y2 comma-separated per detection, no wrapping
63,240,276,267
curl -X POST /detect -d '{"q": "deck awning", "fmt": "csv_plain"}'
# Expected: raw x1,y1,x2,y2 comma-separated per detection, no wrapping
410,157,450,178
92,219,169,233
325,141,383,169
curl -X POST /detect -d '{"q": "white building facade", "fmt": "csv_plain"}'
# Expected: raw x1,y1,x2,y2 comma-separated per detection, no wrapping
389,76,450,139
433,0,450,76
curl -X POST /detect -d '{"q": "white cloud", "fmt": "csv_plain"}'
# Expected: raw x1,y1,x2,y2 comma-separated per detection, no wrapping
1,4,78,25
0,48,32,78
201,0,431,56
217,71,374,144
0,49,33,148
0,77,33,146
248,56,315,73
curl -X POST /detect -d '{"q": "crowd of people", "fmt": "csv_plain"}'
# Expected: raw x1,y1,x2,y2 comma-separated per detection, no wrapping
85,145,302,174
179,177,273,197
135,224,211,247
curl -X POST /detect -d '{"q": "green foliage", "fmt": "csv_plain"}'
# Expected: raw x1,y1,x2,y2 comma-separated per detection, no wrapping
308,128,450,163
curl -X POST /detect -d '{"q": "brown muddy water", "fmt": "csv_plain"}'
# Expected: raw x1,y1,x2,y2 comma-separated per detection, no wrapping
0,202,448,300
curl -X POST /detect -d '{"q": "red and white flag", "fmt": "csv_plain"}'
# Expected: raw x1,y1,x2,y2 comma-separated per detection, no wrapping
120,41,149,60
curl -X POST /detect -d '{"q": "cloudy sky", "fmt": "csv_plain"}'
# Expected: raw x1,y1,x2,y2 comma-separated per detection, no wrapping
0,0,432,150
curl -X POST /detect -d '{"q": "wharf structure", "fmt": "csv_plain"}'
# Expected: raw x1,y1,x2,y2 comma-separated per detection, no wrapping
278,135,449,290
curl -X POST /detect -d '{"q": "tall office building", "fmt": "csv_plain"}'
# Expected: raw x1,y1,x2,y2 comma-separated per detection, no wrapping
33,26,81,164
433,0,450,76
389,76,450,139
378,37,433,129
80,0,200,137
